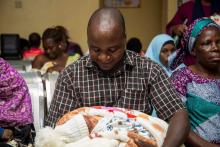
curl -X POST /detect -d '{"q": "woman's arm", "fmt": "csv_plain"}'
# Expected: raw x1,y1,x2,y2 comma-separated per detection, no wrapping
185,130,219,147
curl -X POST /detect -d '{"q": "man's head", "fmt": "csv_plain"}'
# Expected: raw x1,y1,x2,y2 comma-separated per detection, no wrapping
29,32,41,48
87,8,126,72
126,37,142,54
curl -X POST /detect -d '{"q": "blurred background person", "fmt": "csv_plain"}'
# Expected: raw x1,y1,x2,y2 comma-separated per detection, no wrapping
32,26,81,73
167,0,220,37
166,0,220,66
145,34,184,77
23,32,44,61
126,37,144,56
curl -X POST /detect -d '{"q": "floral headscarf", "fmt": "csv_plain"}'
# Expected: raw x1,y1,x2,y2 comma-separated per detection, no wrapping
169,17,220,70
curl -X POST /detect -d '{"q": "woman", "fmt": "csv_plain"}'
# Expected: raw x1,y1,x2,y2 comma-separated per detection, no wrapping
145,34,183,77
32,26,81,73
0,58,35,146
170,17,220,146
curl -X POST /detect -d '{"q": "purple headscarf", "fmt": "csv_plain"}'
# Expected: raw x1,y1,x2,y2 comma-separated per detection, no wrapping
169,17,220,70
0,58,33,127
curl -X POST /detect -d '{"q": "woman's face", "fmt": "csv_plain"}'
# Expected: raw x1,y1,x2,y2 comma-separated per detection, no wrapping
159,43,175,67
193,26,220,70
43,38,63,59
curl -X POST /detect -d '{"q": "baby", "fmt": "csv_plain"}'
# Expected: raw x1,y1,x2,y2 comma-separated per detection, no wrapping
36,107,166,147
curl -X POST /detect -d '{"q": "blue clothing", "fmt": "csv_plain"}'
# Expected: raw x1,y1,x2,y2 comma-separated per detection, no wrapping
0,128,4,138
145,34,184,77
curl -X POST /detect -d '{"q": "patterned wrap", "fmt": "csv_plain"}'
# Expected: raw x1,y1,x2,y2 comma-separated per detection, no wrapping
0,58,33,127
171,67,220,143
169,17,220,70
57,106,169,147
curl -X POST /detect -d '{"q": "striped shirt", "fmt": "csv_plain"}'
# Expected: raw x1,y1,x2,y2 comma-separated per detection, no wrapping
45,51,185,127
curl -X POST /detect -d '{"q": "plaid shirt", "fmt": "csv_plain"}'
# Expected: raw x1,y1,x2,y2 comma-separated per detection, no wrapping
45,51,185,127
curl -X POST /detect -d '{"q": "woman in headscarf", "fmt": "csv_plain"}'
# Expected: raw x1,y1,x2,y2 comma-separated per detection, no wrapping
145,34,184,77
0,58,34,146
170,17,220,146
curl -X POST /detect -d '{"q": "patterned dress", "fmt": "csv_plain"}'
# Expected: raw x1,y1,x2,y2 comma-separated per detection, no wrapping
171,67,220,143
0,58,33,127
0,58,35,146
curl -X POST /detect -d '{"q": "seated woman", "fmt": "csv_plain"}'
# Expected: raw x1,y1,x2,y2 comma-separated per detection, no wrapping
145,34,184,77
170,18,220,146
0,58,35,146
32,26,81,73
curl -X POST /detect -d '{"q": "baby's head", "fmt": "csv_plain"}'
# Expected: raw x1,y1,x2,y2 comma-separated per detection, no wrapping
35,114,90,147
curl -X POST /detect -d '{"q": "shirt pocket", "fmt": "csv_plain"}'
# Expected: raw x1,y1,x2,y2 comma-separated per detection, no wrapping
120,88,149,112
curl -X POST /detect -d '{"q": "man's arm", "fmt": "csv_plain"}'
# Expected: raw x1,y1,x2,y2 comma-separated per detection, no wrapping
148,64,190,147
45,69,81,127
185,130,219,147
162,109,190,147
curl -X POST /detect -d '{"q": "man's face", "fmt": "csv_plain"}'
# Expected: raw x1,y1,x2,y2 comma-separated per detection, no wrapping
88,24,126,72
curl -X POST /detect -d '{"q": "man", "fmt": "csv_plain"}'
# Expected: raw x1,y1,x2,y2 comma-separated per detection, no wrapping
45,8,189,147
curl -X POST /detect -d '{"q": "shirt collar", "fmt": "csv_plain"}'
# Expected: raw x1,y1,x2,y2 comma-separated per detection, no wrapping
85,50,135,69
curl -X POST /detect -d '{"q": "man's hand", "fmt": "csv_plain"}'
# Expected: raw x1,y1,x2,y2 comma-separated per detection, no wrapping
128,131,157,147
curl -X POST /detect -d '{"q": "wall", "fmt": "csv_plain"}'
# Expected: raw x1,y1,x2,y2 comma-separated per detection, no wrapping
0,0,99,53
0,0,162,53
119,0,162,51
167,0,178,22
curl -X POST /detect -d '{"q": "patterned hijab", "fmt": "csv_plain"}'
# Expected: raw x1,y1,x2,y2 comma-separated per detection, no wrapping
0,58,33,127
169,17,220,70
145,34,175,76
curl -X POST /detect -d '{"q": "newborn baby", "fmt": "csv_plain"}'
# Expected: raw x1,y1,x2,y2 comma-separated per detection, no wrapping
36,107,167,147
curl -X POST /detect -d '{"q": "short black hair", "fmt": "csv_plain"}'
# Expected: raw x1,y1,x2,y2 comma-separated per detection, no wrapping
42,26,69,44
126,37,142,53
29,32,41,48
